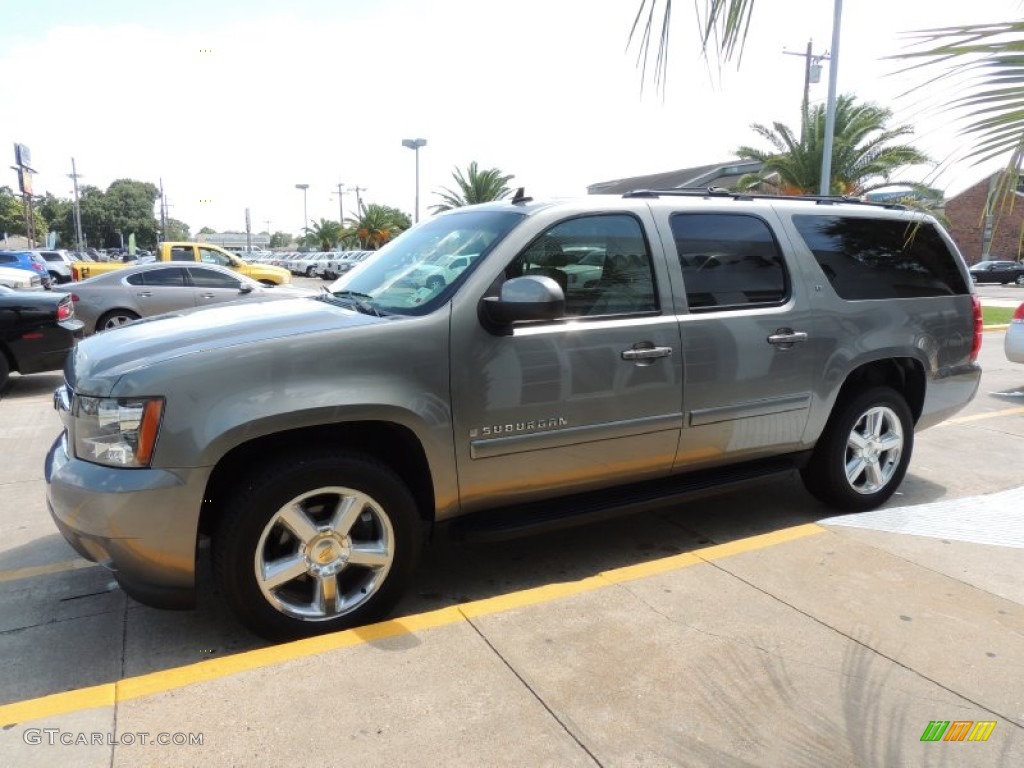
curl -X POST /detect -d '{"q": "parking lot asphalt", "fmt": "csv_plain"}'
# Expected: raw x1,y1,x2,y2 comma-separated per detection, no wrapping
0,296,1021,766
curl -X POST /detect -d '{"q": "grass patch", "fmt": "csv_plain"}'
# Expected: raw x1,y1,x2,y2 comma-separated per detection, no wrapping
983,306,1015,326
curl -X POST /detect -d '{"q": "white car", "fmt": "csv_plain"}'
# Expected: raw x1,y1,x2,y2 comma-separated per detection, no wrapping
0,265,45,291
1006,302,1024,363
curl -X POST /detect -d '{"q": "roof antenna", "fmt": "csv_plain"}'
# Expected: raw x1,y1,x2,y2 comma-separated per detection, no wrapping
510,187,532,204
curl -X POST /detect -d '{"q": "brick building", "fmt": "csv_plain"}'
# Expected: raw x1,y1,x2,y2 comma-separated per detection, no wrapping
944,172,1024,265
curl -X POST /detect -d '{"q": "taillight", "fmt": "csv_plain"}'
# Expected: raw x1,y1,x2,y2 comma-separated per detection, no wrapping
57,300,73,322
1012,303,1024,323
970,294,983,362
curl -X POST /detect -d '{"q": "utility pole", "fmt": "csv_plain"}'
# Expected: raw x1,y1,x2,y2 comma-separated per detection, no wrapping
158,177,168,243
332,182,345,223
783,40,830,144
68,158,85,252
351,185,367,216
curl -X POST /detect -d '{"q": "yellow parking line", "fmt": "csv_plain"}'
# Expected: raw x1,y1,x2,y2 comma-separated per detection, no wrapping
0,559,96,584
0,522,826,728
940,405,1024,426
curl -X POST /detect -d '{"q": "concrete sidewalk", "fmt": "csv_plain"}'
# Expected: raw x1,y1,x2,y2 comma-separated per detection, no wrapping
1,342,1023,766
1,514,1022,767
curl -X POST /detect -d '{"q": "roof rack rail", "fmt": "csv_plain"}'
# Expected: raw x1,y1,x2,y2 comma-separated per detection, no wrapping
621,187,907,210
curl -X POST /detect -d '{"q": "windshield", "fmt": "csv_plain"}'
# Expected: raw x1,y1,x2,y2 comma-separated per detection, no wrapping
330,209,524,314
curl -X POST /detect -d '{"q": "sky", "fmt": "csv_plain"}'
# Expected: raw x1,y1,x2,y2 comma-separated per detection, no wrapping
0,0,1017,238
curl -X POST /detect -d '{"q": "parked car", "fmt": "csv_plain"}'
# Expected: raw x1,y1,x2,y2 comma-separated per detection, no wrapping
0,285,82,388
1006,302,1024,364
0,250,52,289
32,249,76,284
0,265,45,291
54,261,313,334
969,259,1024,285
46,190,983,640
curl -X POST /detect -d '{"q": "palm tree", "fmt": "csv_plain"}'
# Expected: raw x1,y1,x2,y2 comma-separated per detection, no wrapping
630,4,1024,190
345,204,410,250
893,21,1024,208
430,162,514,213
306,218,343,251
735,95,930,196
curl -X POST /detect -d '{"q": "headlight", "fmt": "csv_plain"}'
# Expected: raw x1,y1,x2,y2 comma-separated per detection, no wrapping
73,396,164,468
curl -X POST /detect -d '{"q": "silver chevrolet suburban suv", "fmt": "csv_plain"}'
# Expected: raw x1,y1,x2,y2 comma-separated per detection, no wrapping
45,190,982,639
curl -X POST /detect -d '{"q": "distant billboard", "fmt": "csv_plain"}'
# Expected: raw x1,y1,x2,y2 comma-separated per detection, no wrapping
18,169,33,196
13,143,33,170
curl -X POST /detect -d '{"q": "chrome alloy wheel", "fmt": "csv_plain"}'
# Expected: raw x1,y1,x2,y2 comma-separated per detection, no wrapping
254,486,395,621
844,405,904,495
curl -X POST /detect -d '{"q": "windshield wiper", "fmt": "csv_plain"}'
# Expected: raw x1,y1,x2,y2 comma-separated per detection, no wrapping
321,289,386,317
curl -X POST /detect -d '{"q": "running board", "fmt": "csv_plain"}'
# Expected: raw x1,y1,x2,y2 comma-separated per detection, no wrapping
447,453,808,543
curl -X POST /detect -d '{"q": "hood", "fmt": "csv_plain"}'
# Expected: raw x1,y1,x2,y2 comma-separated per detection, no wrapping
69,296,389,393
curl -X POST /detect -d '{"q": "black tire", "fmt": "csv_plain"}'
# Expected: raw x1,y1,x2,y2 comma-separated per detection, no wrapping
0,351,9,390
213,451,422,640
258,279,277,287
801,386,913,512
1016,274,1024,286
305,266,316,277
96,309,140,332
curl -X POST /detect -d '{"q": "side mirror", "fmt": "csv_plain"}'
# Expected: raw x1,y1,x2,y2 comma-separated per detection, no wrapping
480,275,565,333
239,284,254,294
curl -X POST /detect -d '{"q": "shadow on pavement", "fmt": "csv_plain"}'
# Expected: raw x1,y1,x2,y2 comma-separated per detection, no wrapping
0,372,64,401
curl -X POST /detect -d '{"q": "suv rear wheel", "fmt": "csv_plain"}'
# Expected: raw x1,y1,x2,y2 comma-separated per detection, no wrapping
214,451,421,640
801,386,913,512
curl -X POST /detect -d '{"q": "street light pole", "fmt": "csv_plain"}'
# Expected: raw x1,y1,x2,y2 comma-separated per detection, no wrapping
401,138,427,223
295,183,309,243
819,0,843,196
68,158,85,252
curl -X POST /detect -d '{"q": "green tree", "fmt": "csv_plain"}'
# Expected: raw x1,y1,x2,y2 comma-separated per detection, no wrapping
164,218,191,241
37,193,75,246
735,95,930,196
77,186,109,249
105,179,159,247
306,218,343,251
345,204,410,249
0,186,47,241
430,161,514,213
269,231,293,248
197,226,216,235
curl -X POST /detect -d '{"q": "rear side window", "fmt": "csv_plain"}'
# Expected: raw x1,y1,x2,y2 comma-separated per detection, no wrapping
792,215,969,299
670,213,788,311
169,246,194,262
139,268,186,287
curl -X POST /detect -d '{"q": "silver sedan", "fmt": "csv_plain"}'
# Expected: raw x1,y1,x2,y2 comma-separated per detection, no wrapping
55,262,314,334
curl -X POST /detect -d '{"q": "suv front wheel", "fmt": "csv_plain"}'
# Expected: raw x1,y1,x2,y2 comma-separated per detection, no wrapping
801,386,913,512
214,451,421,640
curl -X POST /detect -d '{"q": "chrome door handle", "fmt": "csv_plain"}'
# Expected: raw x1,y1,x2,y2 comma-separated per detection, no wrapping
621,346,673,361
137,291,152,297
767,329,808,345
200,293,216,299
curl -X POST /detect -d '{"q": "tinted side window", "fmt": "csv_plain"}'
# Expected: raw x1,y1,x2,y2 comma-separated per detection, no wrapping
142,268,187,287
125,273,146,286
169,246,194,262
507,214,658,317
792,215,969,299
188,268,240,288
670,213,788,311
